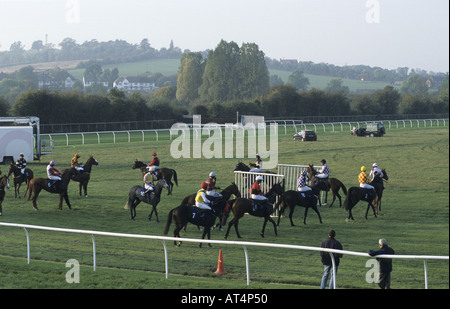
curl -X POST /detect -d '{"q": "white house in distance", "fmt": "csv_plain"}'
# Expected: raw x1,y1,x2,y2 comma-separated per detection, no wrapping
113,76,159,92
83,76,109,88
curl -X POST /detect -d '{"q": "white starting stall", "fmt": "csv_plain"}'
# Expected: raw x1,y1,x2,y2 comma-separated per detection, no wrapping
277,163,326,205
234,170,284,216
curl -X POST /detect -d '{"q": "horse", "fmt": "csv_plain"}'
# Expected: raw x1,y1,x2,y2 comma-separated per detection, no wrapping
62,156,98,197
370,168,388,213
0,175,10,216
132,160,178,195
233,161,275,174
343,187,378,221
180,182,241,230
7,163,34,198
307,164,347,207
224,182,284,239
26,167,77,211
276,189,322,226
164,199,230,248
124,178,168,222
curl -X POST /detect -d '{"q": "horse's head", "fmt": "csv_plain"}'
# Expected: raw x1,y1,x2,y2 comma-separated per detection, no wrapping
223,182,241,198
381,168,388,181
234,161,250,172
132,159,146,170
87,156,98,166
0,176,10,189
307,164,316,177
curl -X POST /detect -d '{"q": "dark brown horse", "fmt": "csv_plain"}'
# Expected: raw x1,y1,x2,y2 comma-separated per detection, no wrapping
164,198,231,248
132,160,178,195
180,182,241,230
276,189,322,226
26,167,76,211
307,164,347,207
343,187,378,221
0,175,10,216
370,168,388,213
224,182,284,239
7,163,34,198
62,156,98,197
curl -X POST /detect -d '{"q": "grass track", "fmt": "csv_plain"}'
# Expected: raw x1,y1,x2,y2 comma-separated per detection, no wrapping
0,125,448,289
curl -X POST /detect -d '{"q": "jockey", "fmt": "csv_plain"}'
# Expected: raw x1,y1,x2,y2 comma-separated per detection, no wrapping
249,154,262,172
71,153,84,172
251,175,268,202
369,163,383,181
16,153,27,175
206,172,222,198
195,182,212,210
358,166,374,190
147,152,160,176
316,159,329,179
143,166,158,195
297,170,312,192
47,160,62,181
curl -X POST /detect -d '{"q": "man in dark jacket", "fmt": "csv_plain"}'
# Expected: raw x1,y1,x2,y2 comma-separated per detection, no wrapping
320,230,343,289
369,238,395,289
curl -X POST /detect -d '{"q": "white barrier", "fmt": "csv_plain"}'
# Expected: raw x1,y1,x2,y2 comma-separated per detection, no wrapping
0,222,447,288
234,171,284,216
277,164,326,205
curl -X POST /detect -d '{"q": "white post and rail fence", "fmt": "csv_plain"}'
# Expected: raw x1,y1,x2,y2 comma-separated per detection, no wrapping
0,222,447,288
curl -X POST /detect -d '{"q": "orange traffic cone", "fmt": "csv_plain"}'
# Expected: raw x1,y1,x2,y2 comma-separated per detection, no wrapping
214,249,227,275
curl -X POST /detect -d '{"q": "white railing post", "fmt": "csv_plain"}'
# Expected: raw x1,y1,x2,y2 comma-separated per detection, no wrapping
91,234,96,271
24,227,30,264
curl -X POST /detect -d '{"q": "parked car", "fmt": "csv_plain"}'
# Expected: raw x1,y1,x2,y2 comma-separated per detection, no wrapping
293,130,317,141
352,122,386,137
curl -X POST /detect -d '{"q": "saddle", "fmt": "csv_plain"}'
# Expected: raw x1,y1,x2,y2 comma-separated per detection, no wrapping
250,199,270,216
363,189,376,202
189,206,214,225
140,189,157,203
47,180,62,192
298,190,314,200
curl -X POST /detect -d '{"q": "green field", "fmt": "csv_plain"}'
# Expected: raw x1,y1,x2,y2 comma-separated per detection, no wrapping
67,58,395,92
0,125,448,289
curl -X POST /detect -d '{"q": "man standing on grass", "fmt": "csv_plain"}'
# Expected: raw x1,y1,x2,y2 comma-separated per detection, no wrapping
369,238,395,289
320,229,343,289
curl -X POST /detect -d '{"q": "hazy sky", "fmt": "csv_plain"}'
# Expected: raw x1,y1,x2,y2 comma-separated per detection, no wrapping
0,0,448,73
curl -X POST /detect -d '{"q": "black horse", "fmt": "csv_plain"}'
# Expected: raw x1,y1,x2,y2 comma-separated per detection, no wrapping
233,161,275,174
276,189,322,226
370,168,388,213
62,156,98,197
180,182,241,230
132,160,178,195
224,182,284,239
343,187,378,221
164,199,230,248
125,178,168,221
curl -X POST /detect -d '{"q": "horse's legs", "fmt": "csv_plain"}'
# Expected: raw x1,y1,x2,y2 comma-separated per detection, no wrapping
311,205,323,224
32,188,41,210
130,199,140,219
267,216,278,236
224,218,235,239
63,192,72,209
148,205,159,222
276,204,287,226
261,218,268,237
288,206,296,226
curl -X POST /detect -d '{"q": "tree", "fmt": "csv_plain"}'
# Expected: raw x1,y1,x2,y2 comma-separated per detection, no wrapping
199,40,241,102
176,52,204,105
372,85,400,114
237,42,270,99
287,71,309,91
400,74,428,95
325,79,349,94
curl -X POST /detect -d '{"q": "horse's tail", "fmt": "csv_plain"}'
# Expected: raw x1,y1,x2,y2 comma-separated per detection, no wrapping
163,208,175,235
340,181,348,195
124,187,135,209
172,169,178,186
344,187,354,210
26,179,33,201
